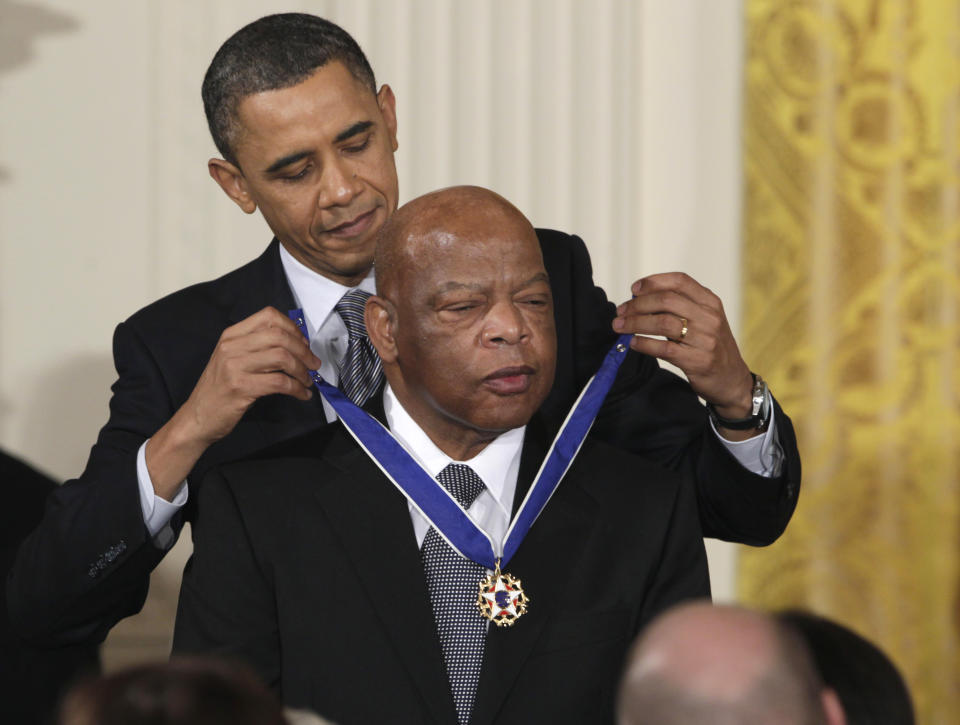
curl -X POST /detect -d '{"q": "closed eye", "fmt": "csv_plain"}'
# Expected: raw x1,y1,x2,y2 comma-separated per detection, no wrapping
343,135,372,154
517,294,550,307
281,165,311,182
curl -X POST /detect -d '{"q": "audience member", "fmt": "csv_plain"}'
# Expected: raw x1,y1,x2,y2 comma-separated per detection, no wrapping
618,602,847,725
779,610,914,725
1,449,100,724
57,657,288,725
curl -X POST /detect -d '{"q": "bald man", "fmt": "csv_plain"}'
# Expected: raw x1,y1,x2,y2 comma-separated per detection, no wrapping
173,187,711,725
617,602,847,725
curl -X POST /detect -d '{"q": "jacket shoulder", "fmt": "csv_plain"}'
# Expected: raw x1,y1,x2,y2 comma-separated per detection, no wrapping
124,243,278,331
535,227,586,254
572,437,688,504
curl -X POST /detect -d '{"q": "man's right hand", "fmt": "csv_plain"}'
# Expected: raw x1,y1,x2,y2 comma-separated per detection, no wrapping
145,307,322,500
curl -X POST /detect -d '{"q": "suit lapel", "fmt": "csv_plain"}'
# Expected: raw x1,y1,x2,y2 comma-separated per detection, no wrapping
313,431,459,725
235,239,330,442
226,238,298,324
471,416,598,724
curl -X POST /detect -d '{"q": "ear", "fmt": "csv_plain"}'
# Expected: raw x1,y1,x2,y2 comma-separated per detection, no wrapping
821,687,847,725
208,158,257,214
377,84,399,152
365,295,398,364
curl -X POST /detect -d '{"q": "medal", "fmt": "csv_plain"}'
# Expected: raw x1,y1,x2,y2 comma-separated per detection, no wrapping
289,309,631,627
477,558,528,626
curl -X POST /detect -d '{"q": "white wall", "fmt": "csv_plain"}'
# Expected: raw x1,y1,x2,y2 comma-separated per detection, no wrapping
0,0,744,667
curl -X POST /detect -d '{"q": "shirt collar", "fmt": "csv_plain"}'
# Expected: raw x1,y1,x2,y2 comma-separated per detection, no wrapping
382,383,525,512
278,243,377,337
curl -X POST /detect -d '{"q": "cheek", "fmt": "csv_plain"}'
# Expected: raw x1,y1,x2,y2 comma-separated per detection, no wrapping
362,146,399,196
264,196,316,234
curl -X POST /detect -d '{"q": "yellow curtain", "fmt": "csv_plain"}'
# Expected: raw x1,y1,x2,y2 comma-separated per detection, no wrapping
739,1,960,722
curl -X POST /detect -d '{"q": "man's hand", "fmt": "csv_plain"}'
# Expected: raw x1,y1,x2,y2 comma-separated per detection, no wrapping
613,273,757,440
146,306,322,499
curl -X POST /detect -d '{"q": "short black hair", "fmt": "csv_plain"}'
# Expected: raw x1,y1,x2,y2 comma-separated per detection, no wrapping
202,13,377,165
58,657,287,725
779,611,915,725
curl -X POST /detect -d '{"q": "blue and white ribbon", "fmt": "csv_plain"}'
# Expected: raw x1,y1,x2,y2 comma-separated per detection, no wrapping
289,308,631,569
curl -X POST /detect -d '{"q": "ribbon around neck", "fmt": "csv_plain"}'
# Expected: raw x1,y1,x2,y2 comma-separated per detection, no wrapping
288,308,632,570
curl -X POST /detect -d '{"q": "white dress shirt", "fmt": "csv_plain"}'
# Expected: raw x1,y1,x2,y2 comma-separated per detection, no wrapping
382,383,523,550
135,243,781,544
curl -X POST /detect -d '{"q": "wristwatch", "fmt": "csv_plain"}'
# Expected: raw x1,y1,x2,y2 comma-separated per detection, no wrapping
707,373,771,431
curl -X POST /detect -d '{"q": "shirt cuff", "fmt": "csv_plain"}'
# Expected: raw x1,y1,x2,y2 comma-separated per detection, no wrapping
137,440,188,547
709,407,784,478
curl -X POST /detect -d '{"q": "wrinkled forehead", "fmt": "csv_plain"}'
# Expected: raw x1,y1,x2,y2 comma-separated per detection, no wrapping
378,202,542,298
402,224,543,292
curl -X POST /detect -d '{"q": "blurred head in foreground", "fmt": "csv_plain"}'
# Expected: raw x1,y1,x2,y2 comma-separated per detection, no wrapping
778,610,914,725
617,602,847,725
58,657,288,725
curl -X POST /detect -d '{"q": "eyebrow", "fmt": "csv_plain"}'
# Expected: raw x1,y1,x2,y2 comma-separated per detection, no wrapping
265,151,311,174
334,120,374,144
434,272,551,293
521,272,551,288
263,121,375,174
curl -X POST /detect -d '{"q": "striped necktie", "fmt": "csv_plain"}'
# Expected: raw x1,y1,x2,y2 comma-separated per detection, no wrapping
334,288,384,406
422,463,488,724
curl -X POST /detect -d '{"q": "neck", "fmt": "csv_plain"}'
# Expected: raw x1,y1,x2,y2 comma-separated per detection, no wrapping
388,380,500,461
432,431,496,462
278,241,372,288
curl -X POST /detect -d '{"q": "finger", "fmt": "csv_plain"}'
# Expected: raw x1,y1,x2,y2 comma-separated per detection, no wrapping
627,334,711,373
616,289,702,321
217,327,323,370
613,313,695,344
247,347,317,388
629,273,722,310
241,371,315,402
222,306,309,342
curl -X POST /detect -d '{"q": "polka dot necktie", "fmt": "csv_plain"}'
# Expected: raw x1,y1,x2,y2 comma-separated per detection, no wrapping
334,289,384,406
422,463,488,724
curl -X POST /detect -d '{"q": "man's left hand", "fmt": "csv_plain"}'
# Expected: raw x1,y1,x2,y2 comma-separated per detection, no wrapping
613,272,756,436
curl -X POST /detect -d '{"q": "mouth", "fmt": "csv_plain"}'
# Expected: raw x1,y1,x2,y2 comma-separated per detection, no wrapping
323,207,379,239
483,366,535,395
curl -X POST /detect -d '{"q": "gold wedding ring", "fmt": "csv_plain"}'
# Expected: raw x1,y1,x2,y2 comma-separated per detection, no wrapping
679,317,688,340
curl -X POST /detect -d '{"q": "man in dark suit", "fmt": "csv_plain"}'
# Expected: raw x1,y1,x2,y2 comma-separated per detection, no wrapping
173,186,712,724
7,13,798,647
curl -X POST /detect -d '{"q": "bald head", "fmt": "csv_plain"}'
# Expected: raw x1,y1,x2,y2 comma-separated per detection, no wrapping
364,186,555,460
373,186,537,301
618,603,838,725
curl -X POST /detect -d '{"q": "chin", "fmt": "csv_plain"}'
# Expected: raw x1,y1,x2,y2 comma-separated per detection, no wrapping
470,402,541,433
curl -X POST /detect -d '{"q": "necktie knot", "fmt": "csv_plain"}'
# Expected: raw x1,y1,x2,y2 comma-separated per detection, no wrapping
334,288,372,337
436,463,486,510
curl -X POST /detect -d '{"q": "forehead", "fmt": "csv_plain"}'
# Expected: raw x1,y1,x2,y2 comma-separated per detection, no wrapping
233,62,378,157
405,225,545,291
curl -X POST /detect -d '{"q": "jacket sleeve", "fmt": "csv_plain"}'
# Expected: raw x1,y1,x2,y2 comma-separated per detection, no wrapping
539,228,801,545
5,320,176,645
172,468,280,691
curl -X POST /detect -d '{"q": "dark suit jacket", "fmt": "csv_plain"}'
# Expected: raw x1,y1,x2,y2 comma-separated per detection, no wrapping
1,451,100,725
7,231,799,645
172,417,711,724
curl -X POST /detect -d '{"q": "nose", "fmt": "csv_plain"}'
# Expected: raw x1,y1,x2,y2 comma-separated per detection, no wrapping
481,301,528,347
317,156,363,208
